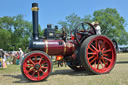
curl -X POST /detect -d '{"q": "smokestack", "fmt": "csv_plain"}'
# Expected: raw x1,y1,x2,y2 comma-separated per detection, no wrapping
32,3,39,40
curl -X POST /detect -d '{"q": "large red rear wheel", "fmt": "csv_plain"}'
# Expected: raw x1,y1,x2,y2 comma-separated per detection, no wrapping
80,35,116,74
21,51,52,81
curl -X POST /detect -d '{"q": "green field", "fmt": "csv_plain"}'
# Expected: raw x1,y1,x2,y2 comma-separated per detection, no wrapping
0,53,128,85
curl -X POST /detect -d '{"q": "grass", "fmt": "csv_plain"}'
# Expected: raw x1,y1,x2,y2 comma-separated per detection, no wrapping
0,65,20,73
0,53,128,85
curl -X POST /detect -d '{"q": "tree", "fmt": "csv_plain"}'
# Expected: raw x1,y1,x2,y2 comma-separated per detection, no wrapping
0,15,43,51
82,15,93,23
58,13,82,34
0,29,11,50
58,13,94,35
58,8,128,45
93,8,128,45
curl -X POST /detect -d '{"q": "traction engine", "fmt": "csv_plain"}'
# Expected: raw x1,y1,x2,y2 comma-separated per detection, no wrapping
21,3,116,81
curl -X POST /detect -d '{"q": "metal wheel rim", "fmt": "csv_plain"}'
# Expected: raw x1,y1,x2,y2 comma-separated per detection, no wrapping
86,36,116,73
23,53,51,81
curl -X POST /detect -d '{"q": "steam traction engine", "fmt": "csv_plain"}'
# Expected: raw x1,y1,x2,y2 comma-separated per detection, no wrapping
21,3,116,81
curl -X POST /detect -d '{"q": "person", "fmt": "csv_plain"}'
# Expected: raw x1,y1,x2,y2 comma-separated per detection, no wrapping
0,49,4,58
91,21,101,35
0,49,4,68
19,48,24,65
16,52,20,65
0,49,7,68
3,54,7,68
0,57,2,67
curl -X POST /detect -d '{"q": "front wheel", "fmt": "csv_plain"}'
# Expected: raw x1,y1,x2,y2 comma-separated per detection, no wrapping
21,51,52,81
80,35,116,74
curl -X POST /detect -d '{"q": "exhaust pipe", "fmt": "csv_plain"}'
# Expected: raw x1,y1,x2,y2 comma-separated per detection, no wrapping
32,3,39,40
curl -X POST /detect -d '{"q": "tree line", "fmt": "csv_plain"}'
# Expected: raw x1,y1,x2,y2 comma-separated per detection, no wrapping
0,8,128,51
0,15,43,51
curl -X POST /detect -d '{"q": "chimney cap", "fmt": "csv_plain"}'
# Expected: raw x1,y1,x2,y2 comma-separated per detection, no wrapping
32,3,38,7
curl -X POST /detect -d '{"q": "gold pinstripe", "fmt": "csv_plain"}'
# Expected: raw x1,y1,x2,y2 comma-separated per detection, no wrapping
45,40,48,54
63,41,66,55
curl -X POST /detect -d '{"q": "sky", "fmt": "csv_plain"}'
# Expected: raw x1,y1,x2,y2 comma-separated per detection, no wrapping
0,0,128,31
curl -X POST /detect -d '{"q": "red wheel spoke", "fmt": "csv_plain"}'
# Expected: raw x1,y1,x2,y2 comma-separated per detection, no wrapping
91,44,99,52
29,59,35,65
89,47,95,52
101,40,105,49
28,68,34,73
103,57,111,62
103,49,112,53
41,67,48,69
90,57,97,64
40,69,44,74
102,48,105,52
35,56,37,63
94,61,96,68
41,60,47,64
39,57,42,64
88,55,95,60
26,64,29,67
38,72,40,77
103,54,109,57
97,60,100,69
32,71,35,77
88,52,97,55
24,63,29,67
26,64,34,67
101,58,106,65
98,44,101,51
99,60,104,68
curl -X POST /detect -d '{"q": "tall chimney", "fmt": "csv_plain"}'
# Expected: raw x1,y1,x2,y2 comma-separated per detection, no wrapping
32,3,39,40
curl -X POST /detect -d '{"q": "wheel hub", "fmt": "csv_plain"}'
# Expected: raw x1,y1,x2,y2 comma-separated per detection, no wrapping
98,52,103,58
34,64,40,70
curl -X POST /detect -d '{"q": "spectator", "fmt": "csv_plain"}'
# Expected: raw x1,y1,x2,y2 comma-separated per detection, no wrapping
16,52,20,65
19,48,24,65
0,49,7,68
0,49,4,68
0,49,4,58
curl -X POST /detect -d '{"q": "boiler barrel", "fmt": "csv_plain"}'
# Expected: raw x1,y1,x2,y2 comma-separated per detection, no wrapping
29,40,75,56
